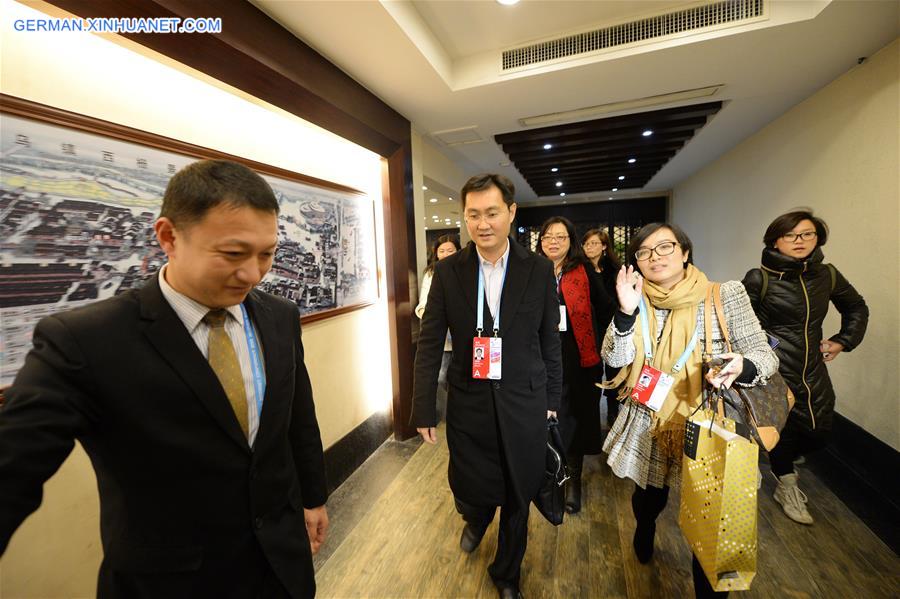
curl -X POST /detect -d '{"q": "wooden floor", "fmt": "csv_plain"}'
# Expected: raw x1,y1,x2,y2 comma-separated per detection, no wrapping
315,426,899,599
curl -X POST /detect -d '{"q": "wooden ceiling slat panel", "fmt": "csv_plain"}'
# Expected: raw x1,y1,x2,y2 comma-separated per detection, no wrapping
495,102,722,197
494,102,722,144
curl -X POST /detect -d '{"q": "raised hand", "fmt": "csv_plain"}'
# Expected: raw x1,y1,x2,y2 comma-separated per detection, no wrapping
616,265,643,315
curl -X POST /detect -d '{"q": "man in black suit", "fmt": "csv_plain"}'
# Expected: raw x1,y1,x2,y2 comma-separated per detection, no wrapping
0,160,328,598
412,173,562,599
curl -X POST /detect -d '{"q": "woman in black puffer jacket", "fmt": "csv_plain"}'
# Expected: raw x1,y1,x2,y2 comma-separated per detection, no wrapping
743,210,868,526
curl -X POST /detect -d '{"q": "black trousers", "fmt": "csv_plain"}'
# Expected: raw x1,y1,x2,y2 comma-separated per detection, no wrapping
768,416,831,477
632,485,728,599
455,497,529,589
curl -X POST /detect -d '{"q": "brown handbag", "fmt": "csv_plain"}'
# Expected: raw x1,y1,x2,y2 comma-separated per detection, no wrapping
703,283,795,451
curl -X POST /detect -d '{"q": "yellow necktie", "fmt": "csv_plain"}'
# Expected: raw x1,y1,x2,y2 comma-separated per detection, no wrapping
204,309,249,439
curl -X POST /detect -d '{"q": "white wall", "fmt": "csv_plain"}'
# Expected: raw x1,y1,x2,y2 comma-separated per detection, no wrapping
0,0,393,596
673,38,899,450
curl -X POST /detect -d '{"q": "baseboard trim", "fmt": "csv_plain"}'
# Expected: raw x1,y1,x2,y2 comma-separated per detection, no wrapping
323,410,392,496
804,412,899,555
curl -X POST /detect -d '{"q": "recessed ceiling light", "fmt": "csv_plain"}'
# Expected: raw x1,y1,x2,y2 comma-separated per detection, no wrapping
429,198,438,203
455,221,461,226
628,158,636,163
497,0,520,5
618,176,625,180
422,185,428,190
612,188,618,192
551,167,558,172
642,130,653,137
543,143,552,150
424,226,429,230
560,192,566,197
448,197,454,201
555,181,563,187
609,197,614,200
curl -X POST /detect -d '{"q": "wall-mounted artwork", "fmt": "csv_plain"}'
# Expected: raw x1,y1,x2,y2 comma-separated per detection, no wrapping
0,95,378,385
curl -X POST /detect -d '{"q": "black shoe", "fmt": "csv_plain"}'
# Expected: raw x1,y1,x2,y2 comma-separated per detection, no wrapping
632,520,656,564
460,523,487,553
565,474,582,514
497,586,523,599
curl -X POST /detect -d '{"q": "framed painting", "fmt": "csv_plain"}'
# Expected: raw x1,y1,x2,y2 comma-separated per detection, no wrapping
0,94,379,386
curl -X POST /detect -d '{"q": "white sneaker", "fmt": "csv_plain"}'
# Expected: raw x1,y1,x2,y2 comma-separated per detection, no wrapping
774,472,814,525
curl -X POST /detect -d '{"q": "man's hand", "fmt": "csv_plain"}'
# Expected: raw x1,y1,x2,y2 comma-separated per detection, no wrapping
417,427,437,444
304,505,329,555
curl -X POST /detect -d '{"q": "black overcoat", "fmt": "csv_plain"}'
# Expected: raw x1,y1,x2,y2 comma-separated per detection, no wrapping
0,275,327,598
742,247,868,431
411,239,562,508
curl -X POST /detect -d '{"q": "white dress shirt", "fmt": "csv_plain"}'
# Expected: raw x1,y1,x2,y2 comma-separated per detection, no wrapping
158,265,265,446
476,238,511,327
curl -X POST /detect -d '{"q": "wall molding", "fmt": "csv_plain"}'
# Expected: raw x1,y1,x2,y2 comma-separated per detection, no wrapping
805,412,899,555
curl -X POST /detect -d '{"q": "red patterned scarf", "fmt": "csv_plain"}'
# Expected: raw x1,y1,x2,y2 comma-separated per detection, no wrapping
560,264,601,368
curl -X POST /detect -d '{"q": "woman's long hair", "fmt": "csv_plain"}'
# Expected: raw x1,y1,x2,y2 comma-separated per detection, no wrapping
424,234,461,274
582,228,621,272
536,216,590,275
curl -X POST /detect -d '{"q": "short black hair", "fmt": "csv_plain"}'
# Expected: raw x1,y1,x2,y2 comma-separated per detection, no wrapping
160,160,279,227
460,173,515,208
763,210,829,247
626,222,694,268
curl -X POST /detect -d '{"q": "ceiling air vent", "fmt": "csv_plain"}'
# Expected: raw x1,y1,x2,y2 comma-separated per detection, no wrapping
502,0,765,70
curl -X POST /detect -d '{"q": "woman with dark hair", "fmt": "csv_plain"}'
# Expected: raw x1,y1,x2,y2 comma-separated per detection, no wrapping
537,217,612,514
415,234,461,421
602,222,777,598
582,228,623,426
742,210,868,525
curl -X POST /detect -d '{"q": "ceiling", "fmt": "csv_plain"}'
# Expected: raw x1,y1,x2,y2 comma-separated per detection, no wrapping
251,0,899,203
495,101,722,197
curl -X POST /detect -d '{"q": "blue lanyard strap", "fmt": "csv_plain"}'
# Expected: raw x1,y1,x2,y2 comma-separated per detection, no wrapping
638,295,700,374
240,303,266,417
476,253,509,337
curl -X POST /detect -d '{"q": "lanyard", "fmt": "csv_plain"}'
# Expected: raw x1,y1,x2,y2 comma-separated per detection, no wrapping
240,303,266,417
638,295,700,374
476,256,509,337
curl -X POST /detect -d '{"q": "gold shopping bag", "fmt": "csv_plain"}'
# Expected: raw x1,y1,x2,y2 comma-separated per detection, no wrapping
679,406,759,592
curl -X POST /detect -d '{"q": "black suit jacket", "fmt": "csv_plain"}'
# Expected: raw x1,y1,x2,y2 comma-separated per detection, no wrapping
0,275,326,599
411,239,562,508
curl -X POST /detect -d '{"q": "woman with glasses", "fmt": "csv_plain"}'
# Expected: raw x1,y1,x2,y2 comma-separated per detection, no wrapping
537,217,612,514
742,210,868,525
415,234,461,422
602,222,777,598
582,228,623,427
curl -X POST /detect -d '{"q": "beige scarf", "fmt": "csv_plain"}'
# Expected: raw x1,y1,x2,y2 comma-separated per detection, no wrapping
606,264,709,455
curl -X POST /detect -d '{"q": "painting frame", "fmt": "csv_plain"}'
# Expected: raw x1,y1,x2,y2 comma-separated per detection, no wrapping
0,93,380,327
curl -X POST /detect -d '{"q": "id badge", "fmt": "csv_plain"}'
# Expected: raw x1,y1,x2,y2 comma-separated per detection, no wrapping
488,337,502,380
630,365,674,412
558,305,568,331
472,337,502,379
472,337,489,379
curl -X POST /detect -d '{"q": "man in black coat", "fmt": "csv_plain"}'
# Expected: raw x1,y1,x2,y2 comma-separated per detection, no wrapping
412,173,562,599
0,160,328,598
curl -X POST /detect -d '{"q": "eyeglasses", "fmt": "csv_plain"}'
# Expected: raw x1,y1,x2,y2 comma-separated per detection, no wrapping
541,234,569,243
464,211,504,224
634,240,678,261
781,230,817,242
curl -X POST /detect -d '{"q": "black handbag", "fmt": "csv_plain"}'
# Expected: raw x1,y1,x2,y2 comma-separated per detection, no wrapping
533,417,569,526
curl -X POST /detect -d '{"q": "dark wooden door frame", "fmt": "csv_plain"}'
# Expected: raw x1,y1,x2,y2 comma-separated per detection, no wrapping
45,0,418,439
